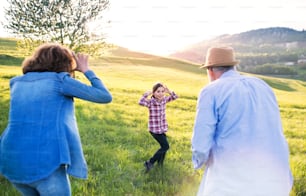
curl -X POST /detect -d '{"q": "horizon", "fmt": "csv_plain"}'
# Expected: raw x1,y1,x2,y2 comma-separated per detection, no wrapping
1,0,306,56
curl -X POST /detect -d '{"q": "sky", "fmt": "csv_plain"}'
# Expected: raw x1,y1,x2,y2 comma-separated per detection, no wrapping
1,0,306,56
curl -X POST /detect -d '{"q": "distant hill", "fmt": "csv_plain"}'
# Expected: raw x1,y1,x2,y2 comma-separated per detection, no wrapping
169,27,306,65
105,45,158,59
98,45,201,74
1,34,305,80
0,38,201,75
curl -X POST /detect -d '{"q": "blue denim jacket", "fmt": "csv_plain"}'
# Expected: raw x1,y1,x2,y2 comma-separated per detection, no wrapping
0,70,112,183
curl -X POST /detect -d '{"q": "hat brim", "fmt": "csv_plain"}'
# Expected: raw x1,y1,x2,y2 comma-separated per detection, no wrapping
200,61,239,69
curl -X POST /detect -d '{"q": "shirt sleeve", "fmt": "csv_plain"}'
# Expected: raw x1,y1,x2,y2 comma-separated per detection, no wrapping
138,92,151,107
191,88,217,169
165,91,178,103
60,70,112,103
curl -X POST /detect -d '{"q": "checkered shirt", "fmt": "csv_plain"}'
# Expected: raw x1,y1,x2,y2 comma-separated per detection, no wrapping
139,91,178,134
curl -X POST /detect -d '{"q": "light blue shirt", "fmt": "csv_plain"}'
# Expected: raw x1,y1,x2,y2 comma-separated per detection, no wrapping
192,70,293,196
0,70,112,183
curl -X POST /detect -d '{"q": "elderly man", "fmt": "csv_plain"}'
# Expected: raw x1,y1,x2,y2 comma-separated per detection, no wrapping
192,47,293,196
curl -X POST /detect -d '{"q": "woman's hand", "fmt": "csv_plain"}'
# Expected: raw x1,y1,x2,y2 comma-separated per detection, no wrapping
73,53,89,73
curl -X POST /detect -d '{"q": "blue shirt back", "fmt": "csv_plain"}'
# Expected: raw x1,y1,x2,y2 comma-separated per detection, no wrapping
0,70,112,183
192,70,292,195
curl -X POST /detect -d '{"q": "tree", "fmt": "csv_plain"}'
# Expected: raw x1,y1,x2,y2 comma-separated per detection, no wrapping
4,0,110,55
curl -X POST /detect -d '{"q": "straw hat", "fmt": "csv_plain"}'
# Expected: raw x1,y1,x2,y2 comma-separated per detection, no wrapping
200,47,239,68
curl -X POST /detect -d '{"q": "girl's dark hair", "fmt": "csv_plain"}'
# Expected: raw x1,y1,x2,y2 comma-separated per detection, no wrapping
152,82,164,94
151,82,164,98
22,43,76,74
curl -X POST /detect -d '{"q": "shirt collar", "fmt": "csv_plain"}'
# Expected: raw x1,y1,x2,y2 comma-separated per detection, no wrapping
220,69,240,79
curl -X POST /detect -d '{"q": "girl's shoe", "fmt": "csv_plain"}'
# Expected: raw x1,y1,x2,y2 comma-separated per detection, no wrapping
144,160,153,172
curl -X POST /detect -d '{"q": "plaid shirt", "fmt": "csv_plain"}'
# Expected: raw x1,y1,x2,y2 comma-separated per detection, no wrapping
139,91,178,134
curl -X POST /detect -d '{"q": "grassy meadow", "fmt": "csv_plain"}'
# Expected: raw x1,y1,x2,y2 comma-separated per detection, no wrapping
0,38,306,195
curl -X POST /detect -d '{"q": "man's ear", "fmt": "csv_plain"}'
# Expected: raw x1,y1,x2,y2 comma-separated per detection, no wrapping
207,69,215,83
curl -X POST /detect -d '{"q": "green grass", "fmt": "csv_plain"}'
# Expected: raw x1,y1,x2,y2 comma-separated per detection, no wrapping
0,39,306,195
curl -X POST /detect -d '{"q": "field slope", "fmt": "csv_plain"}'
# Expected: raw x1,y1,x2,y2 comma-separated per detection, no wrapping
0,38,305,195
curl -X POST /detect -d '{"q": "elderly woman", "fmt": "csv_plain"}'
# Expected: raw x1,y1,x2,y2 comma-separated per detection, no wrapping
0,43,112,196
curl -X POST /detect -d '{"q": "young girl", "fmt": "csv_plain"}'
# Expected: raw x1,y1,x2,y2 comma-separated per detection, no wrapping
138,82,178,172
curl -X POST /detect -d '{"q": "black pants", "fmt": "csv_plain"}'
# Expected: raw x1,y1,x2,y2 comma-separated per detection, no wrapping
149,132,169,166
